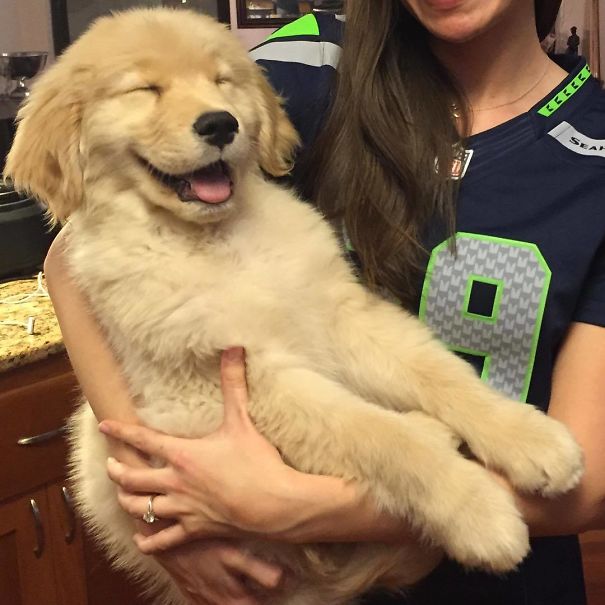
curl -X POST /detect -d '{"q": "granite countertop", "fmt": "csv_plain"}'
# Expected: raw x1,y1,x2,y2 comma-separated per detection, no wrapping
0,273,64,372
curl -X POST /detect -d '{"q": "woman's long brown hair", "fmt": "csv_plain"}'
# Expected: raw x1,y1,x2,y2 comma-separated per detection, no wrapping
301,0,561,308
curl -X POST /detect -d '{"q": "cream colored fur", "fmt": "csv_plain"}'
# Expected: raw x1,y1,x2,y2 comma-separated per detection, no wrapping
5,8,584,605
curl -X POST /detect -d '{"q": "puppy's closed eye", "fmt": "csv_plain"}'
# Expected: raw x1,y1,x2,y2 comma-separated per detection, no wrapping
127,85,162,95
215,75,231,87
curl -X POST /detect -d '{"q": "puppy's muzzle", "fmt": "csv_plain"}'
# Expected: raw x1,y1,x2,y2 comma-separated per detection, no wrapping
194,111,239,149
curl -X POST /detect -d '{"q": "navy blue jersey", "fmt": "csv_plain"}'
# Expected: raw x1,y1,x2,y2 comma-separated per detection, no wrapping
252,13,605,605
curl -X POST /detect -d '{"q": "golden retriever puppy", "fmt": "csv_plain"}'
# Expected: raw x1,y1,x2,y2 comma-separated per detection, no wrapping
5,8,583,605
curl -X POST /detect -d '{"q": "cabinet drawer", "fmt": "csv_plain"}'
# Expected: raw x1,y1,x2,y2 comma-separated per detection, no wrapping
0,356,80,501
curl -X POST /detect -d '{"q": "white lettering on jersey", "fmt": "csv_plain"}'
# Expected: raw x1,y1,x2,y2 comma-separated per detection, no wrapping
548,122,605,157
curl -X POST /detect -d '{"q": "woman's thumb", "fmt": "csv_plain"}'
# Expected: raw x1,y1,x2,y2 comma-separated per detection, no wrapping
220,347,252,428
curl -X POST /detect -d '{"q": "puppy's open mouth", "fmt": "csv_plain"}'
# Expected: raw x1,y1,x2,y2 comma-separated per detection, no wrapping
141,158,233,205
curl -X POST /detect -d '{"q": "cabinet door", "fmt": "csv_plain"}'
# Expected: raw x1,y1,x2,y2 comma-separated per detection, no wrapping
581,530,605,605
0,488,58,605
0,355,79,504
47,481,88,605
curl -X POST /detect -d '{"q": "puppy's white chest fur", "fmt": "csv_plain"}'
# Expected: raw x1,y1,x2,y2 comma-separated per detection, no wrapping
66,174,346,437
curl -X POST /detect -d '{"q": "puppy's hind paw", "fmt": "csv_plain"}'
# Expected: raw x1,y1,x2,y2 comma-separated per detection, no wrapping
438,466,530,573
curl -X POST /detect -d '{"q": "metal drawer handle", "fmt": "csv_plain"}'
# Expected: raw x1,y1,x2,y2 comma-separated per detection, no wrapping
17,425,67,446
61,486,76,544
29,498,45,557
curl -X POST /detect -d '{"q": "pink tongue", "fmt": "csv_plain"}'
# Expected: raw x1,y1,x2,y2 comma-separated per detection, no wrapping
189,171,231,204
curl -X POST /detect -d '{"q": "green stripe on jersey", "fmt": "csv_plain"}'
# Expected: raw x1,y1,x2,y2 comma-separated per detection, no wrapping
267,13,319,40
537,65,591,117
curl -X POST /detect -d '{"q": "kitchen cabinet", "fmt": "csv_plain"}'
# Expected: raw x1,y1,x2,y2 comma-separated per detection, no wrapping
47,480,89,605
0,487,59,605
0,354,153,605
582,530,605,605
0,480,88,605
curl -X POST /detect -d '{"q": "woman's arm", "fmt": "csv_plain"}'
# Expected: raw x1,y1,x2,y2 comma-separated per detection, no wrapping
508,322,605,535
45,230,147,467
44,229,140,425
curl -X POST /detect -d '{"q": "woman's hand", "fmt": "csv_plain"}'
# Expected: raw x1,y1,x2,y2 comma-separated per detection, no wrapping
101,347,305,552
103,347,417,552
155,539,283,605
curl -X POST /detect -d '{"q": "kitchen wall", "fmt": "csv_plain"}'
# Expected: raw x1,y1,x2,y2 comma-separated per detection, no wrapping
228,0,274,49
0,0,54,57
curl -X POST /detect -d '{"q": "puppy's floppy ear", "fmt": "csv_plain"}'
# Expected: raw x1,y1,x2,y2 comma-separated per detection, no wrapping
254,69,300,177
4,63,88,225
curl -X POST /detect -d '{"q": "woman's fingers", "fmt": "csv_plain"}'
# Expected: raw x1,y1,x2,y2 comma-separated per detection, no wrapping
108,439,151,469
155,541,270,605
223,594,260,605
220,347,253,429
206,573,260,605
107,457,174,494
221,548,283,590
210,575,259,605
134,523,190,553
99,420,174,459
116,490,181,521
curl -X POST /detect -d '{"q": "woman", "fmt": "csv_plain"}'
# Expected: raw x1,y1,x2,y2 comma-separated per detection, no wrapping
45,0,605,604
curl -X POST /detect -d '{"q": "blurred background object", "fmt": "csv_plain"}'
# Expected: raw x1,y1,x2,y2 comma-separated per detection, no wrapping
50,0,230,56
0,52,48,100
238,0,344,28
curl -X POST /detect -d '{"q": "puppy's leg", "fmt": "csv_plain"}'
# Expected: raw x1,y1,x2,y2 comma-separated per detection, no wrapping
246,359,528,572
326,288,583,497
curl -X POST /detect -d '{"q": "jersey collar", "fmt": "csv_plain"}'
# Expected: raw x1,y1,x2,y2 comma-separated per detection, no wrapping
530,56,599,137
466,57,598,148
459,57,600,183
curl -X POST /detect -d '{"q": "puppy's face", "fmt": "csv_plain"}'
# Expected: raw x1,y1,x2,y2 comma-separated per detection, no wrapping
5,9,298,225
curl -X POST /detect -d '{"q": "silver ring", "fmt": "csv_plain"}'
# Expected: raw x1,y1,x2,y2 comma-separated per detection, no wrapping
142,495,157,524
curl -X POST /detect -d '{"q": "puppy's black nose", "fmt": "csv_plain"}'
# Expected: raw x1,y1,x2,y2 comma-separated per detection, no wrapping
193,111,239,149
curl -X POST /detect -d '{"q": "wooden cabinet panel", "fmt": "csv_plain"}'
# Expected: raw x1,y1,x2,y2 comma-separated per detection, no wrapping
582,530,605,605
0,355,153,605
0,488,58,605
0,355,79,503
47,481,88,605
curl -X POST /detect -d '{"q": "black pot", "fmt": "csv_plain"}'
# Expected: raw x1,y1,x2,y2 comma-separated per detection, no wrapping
0,181,59,279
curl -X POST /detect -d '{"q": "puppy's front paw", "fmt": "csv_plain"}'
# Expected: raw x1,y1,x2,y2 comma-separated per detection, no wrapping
480,407,584,498
512,418,584,498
